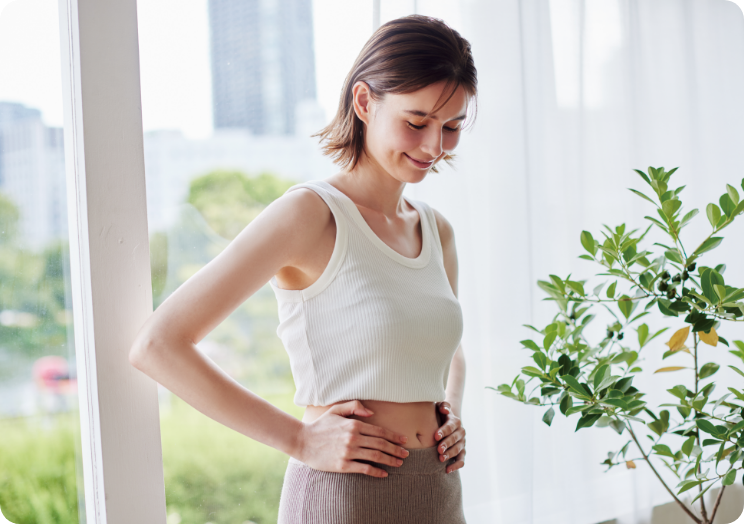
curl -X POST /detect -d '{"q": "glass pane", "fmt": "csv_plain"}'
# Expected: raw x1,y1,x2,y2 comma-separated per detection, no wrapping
137,0,371,522
0,1,86,523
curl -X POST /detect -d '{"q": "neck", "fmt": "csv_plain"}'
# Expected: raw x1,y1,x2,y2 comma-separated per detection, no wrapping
339,153,409,216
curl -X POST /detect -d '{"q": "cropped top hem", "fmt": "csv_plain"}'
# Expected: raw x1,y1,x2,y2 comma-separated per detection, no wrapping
293,392,448,408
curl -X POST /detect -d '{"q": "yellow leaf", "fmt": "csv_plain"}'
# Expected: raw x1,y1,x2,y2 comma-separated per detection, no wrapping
666,327,690,352
698,326,718,347
654,366,688,373
626,460,636,469
722,446,735,459
670,346,691,354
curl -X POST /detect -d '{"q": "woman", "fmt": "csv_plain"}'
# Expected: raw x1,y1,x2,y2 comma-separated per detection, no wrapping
129,14,477,524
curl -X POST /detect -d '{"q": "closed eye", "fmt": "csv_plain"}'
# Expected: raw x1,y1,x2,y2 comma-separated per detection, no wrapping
407,121,461,133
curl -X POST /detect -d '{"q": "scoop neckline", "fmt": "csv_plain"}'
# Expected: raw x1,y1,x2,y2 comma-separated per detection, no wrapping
314,180,431,268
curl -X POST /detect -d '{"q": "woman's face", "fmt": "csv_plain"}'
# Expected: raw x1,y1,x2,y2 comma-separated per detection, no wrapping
353,80,469,184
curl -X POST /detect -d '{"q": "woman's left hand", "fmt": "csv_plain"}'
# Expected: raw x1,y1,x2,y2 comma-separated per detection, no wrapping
434,401,466,473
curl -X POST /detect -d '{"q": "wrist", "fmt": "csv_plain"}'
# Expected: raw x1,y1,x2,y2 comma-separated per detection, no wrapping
288,419,308,461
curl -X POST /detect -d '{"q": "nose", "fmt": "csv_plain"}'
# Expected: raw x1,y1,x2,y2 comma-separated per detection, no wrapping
419,127,443,159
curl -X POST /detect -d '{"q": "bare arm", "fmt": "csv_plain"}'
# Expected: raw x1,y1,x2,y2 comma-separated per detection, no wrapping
129,189,408,477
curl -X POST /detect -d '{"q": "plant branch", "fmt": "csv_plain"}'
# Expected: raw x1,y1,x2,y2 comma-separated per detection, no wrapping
627,423,703,524
709,485,726,524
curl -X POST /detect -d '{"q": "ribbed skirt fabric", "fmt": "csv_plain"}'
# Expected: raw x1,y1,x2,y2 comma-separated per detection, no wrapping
277,445,466,524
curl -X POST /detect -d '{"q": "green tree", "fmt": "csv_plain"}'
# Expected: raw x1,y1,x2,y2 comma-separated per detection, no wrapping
187,170,295,240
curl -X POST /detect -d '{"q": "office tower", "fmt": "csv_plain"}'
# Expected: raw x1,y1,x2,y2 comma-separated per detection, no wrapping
208,0,317,135
0,102,66,249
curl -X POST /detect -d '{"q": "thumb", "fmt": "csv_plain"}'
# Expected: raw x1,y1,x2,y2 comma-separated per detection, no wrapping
328,400,374,418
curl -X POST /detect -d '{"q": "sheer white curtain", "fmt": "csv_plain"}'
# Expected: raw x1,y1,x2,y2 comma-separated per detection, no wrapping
406,1,744,522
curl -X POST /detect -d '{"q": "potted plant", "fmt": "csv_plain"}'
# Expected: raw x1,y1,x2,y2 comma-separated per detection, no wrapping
492,167,744,524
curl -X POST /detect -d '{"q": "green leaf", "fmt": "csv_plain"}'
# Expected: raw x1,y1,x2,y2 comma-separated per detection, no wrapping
576,413,602,431
628,188,657,206
561,374,591,398
678,480,703,494
543,331,557,350
521,339,541,352
665,249,683,264
720,193,735,217
549,275,565,294
727,184,740,206
580,231,597,256
699,362,720,380
566,280,585,296
681,435,695,456
618,295,633,319
542,407,555,426
707,203,721,228
696,419,717,435
695,237,723,256
607,281,617,299
633,169,651,185
652,444,675,458
679,209,698,228
729,365,744,379
722,469,737,486
662,199,682,219
637,323,649,347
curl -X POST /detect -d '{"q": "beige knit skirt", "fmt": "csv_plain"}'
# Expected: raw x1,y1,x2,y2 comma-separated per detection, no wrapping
277,445,466,524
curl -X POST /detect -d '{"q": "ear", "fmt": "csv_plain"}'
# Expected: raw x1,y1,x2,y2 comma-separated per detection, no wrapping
351,81,373,125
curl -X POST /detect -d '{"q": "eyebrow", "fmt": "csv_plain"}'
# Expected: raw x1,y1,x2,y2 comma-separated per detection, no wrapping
404,110,467,122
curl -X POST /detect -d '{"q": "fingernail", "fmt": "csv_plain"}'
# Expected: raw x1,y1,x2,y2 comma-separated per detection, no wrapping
396,459,403,466
400,436,408,443
437,431,443,439
402,449,409,457
444,454,448,460
444,406,451,412
441,444,447,452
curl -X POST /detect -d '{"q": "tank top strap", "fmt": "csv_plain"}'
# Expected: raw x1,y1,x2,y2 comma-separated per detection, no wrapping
284,180,349,222
408,198,443,258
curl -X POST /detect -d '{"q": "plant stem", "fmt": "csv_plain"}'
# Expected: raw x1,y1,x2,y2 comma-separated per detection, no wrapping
709,485,726,524
627,423,702,524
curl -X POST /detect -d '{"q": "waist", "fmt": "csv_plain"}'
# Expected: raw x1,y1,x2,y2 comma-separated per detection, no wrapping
303,400,444,449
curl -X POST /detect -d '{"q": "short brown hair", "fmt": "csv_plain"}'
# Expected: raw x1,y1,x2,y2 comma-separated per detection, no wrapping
314,15,478,172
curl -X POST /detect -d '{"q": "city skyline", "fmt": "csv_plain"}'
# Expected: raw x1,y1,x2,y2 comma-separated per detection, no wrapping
208,0,317,135
0,0,378,139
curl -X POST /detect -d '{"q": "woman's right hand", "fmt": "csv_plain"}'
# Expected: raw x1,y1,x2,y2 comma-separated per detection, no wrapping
294,400,410,478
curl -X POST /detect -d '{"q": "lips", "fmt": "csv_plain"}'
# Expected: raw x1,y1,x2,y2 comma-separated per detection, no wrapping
404,153,435,169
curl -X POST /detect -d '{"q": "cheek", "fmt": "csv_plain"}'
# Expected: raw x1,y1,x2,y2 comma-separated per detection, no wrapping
442,132,461,152
371,122,420,155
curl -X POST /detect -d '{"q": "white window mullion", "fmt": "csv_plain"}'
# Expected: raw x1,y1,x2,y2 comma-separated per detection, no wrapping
58,0,165,522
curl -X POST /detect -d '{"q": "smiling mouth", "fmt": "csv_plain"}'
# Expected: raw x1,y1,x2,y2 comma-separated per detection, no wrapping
404,153,435,168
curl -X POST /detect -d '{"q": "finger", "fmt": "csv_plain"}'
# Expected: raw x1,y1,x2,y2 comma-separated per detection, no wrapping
356,420,408,445
329,400,373,418
358,435,410,459
439,437,465,460
446,450,466,473
437,402,452,415
438,427,466,454
435,417,461,441
343,460,388,478
446,458,465,474
354,447,404,468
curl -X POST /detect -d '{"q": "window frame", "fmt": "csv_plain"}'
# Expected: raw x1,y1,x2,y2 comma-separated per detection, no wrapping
58,0,166,521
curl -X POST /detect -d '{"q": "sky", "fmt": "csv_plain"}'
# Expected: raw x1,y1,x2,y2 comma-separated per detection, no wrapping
0,0,460,139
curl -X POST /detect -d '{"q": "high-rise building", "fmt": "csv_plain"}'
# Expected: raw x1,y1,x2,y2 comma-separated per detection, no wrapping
0,102,66,250
208,0,317,136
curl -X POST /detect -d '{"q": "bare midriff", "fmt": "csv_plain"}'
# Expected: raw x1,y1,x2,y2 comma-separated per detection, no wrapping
303,400,443,449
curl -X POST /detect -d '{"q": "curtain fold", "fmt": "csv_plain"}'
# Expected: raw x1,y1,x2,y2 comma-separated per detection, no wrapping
408,1,744,522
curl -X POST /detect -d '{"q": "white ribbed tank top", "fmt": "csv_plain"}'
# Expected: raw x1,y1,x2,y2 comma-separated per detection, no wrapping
269,180,464,407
